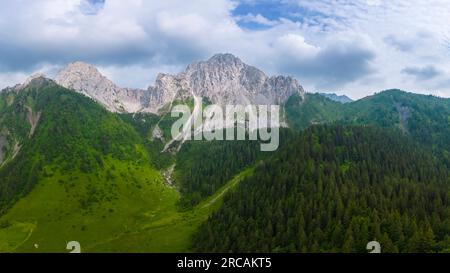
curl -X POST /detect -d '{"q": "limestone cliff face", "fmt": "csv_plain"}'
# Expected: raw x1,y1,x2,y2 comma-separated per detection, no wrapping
55,62,146,113
145,73,190,113
184,53,304,105
54,54,305,114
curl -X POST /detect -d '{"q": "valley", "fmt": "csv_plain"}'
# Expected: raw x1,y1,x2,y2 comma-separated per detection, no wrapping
1,54,450,253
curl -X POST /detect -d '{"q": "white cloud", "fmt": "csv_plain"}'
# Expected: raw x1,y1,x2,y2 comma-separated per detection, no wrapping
290,0,450,97
276,34,320,58
0,0,449,98
235,13,279,26
0,72,29,89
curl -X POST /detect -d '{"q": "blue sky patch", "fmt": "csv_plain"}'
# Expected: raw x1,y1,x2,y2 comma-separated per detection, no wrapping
232,0,333,30
80,0,106,15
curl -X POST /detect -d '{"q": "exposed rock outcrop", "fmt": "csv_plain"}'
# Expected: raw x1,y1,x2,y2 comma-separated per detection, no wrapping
54,54,305,114
55,62,146,112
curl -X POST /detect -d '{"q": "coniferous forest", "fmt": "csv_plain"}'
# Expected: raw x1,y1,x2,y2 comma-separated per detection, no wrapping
194,126,450,253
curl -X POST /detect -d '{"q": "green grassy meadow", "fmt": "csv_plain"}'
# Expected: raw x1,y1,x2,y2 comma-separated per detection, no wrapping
0,156,253,253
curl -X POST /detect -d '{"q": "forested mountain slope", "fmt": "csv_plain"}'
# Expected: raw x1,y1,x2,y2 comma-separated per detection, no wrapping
194,125,450,253
174,129,297,207
286,90,450,165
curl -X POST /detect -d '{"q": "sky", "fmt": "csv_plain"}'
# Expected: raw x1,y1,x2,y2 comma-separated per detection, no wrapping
1,0,450,99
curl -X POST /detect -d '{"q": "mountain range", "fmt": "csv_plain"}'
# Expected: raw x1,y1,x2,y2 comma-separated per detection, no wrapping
1,53,450,253
55,53,304,113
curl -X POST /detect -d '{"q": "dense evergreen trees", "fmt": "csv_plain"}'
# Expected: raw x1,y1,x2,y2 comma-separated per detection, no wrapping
175,129,296,207
175,140,263,207
194,126,450,253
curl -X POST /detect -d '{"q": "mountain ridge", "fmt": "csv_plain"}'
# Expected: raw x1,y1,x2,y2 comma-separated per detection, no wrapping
318,92,353,103
54,53,305,114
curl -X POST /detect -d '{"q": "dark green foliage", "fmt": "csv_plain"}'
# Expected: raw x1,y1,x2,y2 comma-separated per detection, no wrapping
175,140,262,207
175,129,296,207
194,126,450,253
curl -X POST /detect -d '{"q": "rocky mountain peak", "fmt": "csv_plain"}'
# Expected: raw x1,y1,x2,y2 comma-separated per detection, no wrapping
63,61,99,73
180,53,302,105
55,61,146,113
185,53,243,71
206,53,244,66
53,54,305,114
55,61,112,94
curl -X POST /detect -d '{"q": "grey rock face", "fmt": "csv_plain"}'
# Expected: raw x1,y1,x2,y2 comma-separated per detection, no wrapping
55,54,305,114
145,73,190,113
179,53,304,106
151,124,164,141
55,62,145,112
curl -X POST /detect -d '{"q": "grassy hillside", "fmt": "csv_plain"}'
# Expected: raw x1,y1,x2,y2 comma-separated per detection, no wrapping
0,160,253,252
0,79,145,213
0,80,180,252
0,158,175,252
88,167,254,252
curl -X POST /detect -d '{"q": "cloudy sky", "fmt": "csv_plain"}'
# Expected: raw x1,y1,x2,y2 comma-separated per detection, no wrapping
1,0,450,99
